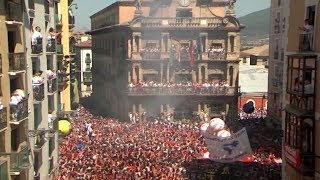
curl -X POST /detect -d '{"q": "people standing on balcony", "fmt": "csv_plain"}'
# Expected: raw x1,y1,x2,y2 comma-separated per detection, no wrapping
47,27,60,52
10,89,26,119
31,26,43,54
299,19,314,51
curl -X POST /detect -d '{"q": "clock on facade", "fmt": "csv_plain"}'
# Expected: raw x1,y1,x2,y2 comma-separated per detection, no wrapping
178,0,191,7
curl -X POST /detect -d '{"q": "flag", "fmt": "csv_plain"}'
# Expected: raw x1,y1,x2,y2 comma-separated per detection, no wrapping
189,40,195,68
204,128,253,163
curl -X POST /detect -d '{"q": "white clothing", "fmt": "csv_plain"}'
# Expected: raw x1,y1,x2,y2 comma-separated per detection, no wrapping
31,31,43,45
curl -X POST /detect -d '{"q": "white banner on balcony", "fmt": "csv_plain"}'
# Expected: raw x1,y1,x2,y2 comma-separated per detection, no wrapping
204,128,253,163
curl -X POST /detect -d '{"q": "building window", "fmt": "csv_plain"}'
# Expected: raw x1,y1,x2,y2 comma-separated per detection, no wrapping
176,9,192,18
277,0,281,6
285,113,314,153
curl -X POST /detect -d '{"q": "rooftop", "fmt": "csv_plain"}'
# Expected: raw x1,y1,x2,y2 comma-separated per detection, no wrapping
76,40,92,48
239,65,268,93
241,45,269,57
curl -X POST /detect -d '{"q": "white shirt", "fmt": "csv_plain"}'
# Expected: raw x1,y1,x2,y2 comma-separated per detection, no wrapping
31,31,43,45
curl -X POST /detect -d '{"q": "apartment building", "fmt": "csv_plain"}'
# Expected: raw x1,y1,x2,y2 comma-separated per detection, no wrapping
75,36,92,97
0,0,61,179
89,0,242,121
56,0,79,111
269,0,320,179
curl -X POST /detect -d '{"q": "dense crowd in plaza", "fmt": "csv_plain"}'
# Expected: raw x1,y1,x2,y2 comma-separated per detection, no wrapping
58,106,281,179
128,81,231,94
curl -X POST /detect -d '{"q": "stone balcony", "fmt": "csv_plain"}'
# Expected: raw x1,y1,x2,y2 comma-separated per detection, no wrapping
8,53,25,74
127,86,238,96
10,147,30,175
10,98,28,123
141,17,224,28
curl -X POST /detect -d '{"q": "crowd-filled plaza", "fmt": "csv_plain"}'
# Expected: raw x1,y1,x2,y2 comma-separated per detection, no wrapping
57,105,281,180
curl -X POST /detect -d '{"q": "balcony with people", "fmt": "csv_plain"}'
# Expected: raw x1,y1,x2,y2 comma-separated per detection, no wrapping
9,89,28,124
127,80,234,96
33,133,46,152
9,147,30,174
32,71,45,103
140,46,161,60
286,54,317,113
31,26,43,55
47,69,57,94
5,0,23,23
46,28,60,53
140,17,224,28
8,52,25,74
208,43,226,60
298,19,314,52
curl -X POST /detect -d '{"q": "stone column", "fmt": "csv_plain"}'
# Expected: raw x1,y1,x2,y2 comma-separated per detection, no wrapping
161,34,166,52
198,104,202,113
139,64,143,82
192,70,196,83
160,104,164,113
138,104,143,116
160,63,163,83
132,35,137,52
200,33,208,60
198,64,202,83
133,104,136,114
127,38,132,58
132,65,137,83
204,64,208,82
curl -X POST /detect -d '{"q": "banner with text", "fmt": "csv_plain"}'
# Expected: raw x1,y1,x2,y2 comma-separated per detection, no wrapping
204,128,253,163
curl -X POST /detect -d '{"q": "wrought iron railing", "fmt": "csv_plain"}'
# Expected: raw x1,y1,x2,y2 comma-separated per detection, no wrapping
56,44,63,54
33,83,45,102
208,51,226,60
83,72,92,84
8,53,25,72
6,1,22,22
0,108,7,130
69,15,75,26
31,37,43,54
0,161,8,180
46,39,56,52
48,78,57,93
127,86,237,96
10,98,28,122
10,147,30,173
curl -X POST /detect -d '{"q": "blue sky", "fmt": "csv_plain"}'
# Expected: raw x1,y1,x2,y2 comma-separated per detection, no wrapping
73,0,270,31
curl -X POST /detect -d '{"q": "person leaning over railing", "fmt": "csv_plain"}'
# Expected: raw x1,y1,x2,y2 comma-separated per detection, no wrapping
10,89,26,120
31,26,43,54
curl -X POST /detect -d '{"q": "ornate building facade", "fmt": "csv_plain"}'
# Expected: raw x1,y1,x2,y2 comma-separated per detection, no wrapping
90,0,243,121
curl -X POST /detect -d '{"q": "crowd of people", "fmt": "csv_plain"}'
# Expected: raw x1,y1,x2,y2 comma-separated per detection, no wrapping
58,106,281,179
128,81,231,95
238,108,267,120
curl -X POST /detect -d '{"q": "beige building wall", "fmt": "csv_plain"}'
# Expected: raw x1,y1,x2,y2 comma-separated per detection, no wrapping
269,0,320,179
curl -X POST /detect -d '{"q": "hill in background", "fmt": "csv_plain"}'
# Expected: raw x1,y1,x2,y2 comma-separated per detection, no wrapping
238,8,270,45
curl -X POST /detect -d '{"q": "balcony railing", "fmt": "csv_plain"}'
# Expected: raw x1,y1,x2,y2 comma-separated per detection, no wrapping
299,33,314,52
48,78,57,93
8,53,25,73
31,37,43,54
49,117,58,132
33,83,45,102
34,135,46,151
6,1,22,22
46,39,56,53
10,98,28,122
69,16,75,27
10,147,30,173
56,44,63,54
0,108,7,130
208,49,226,60
127,86,237,96
48,157,54,174
141,17,223,28
83,72,92,84
0,161,8,180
